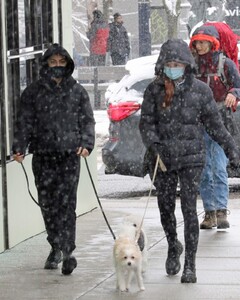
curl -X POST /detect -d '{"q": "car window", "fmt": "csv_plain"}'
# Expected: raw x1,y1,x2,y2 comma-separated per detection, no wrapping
130,78,153,94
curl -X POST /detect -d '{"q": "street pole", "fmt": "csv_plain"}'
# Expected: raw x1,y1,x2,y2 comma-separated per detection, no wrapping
138,0,151,57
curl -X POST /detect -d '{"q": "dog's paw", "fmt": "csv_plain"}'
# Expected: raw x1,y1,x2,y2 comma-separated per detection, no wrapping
118,285,128,292
140,286,145,291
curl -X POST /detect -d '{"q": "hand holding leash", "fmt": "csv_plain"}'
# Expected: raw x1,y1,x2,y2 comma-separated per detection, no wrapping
13,153,24,163
77,147,89,157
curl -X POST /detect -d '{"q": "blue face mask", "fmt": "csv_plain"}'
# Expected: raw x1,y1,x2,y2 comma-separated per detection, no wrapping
163,66,185,80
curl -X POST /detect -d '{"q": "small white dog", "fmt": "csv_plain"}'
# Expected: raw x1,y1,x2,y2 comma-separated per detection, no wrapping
113,215,148,292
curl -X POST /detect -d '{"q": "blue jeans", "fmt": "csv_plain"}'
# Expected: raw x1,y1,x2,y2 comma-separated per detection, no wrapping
199,132,229,211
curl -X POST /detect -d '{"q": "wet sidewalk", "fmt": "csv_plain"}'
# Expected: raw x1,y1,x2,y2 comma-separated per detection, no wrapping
0,195,240,300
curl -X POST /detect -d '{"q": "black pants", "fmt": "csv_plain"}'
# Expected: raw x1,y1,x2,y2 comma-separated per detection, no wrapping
90,54,106,66
32,153,80,254
111,52,126,65
153,167,202,255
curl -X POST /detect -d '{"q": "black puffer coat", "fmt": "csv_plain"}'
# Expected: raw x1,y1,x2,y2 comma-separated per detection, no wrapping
139,39,239,172
12,44,95,155
107,22,130,56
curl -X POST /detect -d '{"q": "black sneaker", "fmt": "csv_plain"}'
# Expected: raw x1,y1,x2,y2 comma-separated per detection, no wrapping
62,256,77,275
166,240,183,275
44,248,62,270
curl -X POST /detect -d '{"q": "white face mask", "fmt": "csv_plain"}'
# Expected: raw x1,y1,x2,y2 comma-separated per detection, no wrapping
163,66,185,80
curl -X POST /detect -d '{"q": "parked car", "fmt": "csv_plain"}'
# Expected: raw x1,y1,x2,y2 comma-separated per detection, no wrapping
102,55,240,178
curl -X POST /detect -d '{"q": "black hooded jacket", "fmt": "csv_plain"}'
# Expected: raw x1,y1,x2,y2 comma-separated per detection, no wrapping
139,39,239,172
12,44,95,155
107,21,130,56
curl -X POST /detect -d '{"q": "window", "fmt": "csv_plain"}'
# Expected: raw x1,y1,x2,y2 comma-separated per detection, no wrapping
4,0,55,159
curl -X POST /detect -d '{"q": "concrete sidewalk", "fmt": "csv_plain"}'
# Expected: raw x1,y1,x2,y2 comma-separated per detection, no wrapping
0,195,240,300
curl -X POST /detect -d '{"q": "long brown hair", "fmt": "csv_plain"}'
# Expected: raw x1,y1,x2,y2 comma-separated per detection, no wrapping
162,78,174,108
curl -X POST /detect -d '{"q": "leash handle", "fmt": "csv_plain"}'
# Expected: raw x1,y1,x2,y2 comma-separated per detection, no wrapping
20,162,42,209
84,157,116,240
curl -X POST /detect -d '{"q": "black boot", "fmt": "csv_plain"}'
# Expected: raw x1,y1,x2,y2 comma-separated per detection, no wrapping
62,252,77,275
166,240,183,275
44,248,62,270
181,253,197,283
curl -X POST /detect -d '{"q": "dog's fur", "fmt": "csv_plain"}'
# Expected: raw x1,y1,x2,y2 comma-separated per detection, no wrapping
113,215,148,292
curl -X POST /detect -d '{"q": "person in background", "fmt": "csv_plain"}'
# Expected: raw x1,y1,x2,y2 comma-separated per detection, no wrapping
139,39,240,283
189,25,240,230
107,12,130,65
12,43,95,275
73,47,84,67
87,10,109,66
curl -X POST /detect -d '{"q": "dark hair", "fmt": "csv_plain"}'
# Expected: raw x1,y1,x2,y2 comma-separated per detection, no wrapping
93,10,103,19
113,12,121,19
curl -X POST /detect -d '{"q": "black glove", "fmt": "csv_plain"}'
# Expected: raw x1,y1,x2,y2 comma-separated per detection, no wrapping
149,142,169,159
229,158,240,170
149,143,168,172
149,143,162,156
226,147,240,169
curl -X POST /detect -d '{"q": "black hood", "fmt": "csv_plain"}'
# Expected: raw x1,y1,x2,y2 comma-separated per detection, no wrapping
155,39,196,75
93,9,104,19
40,43,75,78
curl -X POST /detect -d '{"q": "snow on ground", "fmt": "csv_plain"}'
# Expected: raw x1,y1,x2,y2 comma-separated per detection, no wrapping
94,110,109,136
94,110,109,170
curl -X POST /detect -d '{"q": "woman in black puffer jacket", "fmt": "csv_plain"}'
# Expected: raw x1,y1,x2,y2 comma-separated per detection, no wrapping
12,43,95,276
139,39,239,283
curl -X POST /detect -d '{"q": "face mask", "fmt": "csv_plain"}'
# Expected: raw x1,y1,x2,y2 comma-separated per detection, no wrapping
48,66,67,78
163,66,185,80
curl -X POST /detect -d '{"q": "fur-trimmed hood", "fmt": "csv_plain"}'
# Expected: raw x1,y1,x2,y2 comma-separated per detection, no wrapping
189,25,220,52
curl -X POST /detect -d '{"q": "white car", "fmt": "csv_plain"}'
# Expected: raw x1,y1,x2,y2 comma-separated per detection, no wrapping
102,54,159,177
105,54,158,106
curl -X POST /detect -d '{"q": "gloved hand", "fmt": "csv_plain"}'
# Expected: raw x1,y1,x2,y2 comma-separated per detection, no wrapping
229,157,240,170
149,143,161,156
149,143,167,158
149,143,167,172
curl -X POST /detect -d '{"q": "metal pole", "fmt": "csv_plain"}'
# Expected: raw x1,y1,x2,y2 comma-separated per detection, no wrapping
93,67,99,109
138,0,151,57
0,0,9,250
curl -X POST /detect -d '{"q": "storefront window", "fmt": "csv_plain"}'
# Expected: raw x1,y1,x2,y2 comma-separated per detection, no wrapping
2,0,55,159
18,0,26,48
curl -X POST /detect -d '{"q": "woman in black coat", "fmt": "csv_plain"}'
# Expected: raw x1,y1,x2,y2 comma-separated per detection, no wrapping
139,39,239,283
12,43,95,275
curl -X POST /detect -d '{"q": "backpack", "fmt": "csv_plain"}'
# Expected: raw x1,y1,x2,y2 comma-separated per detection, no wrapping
204,22,240,70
